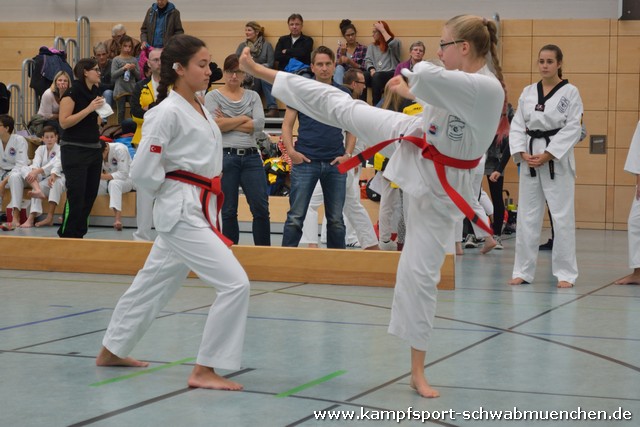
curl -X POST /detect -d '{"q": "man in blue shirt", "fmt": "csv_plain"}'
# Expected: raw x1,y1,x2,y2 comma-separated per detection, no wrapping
280,46,354,249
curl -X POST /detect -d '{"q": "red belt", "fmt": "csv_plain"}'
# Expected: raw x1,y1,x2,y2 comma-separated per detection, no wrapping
337,134,493,236
165,170,233,247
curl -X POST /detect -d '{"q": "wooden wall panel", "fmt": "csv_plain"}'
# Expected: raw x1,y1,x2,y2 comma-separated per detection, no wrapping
575,185,607,223
531,37,610,74
617,36,640,73
614,148,636,185
532,19,611,36
570,74,610,111
501,37,532,73
616,73,640,110
616,111,640,149
501,20,532,37
613,186,635,223
575,147,607,185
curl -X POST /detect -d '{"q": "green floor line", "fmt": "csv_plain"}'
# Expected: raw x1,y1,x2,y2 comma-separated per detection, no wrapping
90,357,196,387
275,370,347,398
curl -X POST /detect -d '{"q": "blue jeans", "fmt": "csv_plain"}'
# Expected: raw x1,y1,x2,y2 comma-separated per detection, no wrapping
282,160,346,248
221,151,271,246
252,78,277,110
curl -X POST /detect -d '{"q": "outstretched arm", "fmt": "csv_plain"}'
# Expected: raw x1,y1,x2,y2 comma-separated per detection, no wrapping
239,47,278,84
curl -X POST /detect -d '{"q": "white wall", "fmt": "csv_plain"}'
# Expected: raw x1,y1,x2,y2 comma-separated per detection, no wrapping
0,0,622,22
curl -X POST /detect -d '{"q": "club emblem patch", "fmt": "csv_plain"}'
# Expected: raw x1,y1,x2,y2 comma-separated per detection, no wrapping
557,96,570,114
447,115,465,141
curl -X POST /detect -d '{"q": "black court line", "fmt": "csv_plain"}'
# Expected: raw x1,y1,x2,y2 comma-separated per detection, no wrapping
10,284,304,352
67,368,254,427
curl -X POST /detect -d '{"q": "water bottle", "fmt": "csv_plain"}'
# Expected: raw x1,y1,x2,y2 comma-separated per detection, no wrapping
124,69,130,82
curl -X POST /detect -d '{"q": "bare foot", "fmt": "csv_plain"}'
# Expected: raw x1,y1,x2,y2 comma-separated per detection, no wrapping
35,216,54,227
187,364,243,391
455,242,464,256
557,281,574,288
96,346,149,367
480,236,497,254
27,190,46,199
10,220,20,229
20,217,35,228
615,273,640,285
508,277,528,286
113,221,123,231
410,376,440,398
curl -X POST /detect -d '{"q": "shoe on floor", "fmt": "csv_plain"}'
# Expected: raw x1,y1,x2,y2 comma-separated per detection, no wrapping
379,240,397,251
493,235,503,250
346,241,361,248
464,234,478,249
539,238,553,250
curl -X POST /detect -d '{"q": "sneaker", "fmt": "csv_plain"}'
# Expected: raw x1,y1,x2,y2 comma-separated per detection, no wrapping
346,241,361,248
539,238,553,251
379,240,398,251
493,235,503,250
464,234,478,249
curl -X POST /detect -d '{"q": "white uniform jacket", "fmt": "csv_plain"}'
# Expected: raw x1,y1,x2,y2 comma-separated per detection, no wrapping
385,63,504,205
626,121,640,175
510,80,583,176
132,90,223,233
0,134,29,173
103,143,132,181
25,143,61,179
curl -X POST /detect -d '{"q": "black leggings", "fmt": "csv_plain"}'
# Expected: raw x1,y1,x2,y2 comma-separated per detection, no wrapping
58,144,103,238
486,174,506,236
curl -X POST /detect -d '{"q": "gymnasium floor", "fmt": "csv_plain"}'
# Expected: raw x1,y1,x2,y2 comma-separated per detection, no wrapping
1,228,639,426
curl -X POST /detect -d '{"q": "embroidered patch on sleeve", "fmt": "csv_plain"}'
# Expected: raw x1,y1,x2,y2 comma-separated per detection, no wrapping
150,145,162,153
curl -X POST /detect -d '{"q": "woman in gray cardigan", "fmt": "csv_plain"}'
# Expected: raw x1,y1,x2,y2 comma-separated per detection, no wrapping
236,21,278,117
364,21,401,106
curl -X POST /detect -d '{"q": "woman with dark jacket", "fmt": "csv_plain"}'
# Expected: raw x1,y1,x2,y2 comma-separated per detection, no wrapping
57,58,105,238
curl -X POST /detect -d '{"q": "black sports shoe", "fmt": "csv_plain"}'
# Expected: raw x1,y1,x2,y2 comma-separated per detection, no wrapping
539,238,553,250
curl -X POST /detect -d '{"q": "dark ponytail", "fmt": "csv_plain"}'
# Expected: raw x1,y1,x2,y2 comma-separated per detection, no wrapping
157,34,207,103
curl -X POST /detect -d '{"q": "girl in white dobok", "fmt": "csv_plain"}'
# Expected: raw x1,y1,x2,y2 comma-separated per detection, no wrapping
239,15,505,398
615,121,640,285
97,35,250,392
509,45,583,289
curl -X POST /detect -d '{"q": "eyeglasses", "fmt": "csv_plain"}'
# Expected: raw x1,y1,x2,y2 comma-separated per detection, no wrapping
225,70,245,76
354,80,366,85
439,39,465,50
91,67,101,72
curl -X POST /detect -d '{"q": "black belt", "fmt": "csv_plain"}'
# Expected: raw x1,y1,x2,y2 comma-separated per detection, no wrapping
526,128,560,179
223,147,258,156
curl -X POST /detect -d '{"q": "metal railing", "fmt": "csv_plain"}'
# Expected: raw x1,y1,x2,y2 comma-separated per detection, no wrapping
53,36,66,52
20,58,37,128
6,84,22,129
77,16,91,59
66,38,78,66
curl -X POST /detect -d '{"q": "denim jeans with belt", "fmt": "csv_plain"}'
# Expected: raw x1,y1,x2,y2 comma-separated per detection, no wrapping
282,160,346,248
221,149,271,246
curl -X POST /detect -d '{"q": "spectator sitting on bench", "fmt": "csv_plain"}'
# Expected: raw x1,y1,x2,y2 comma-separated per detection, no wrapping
99,141,134,230
19,125,66,228
0,114,29,228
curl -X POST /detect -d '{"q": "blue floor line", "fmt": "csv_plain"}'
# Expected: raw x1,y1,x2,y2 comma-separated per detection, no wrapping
0,308,108,332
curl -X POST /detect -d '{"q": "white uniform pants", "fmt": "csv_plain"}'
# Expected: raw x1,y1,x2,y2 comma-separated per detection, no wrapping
98,178,134,212
102,221,250,369
7,169,28,210
512,165,578,283
388,194,458,351
628,195,640,269
133,189,155,241
378,177,401,242
30,176,66,214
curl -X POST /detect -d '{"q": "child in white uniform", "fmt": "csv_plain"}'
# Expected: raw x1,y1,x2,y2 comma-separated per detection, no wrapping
98,141,134,230
97,35,250,391
615,120,640,285
239,14,505,398
17,125,65,228
508,45,583,289
0,114,29,227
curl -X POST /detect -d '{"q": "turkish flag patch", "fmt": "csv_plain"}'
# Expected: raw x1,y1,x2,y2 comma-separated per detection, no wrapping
150,145,162,153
